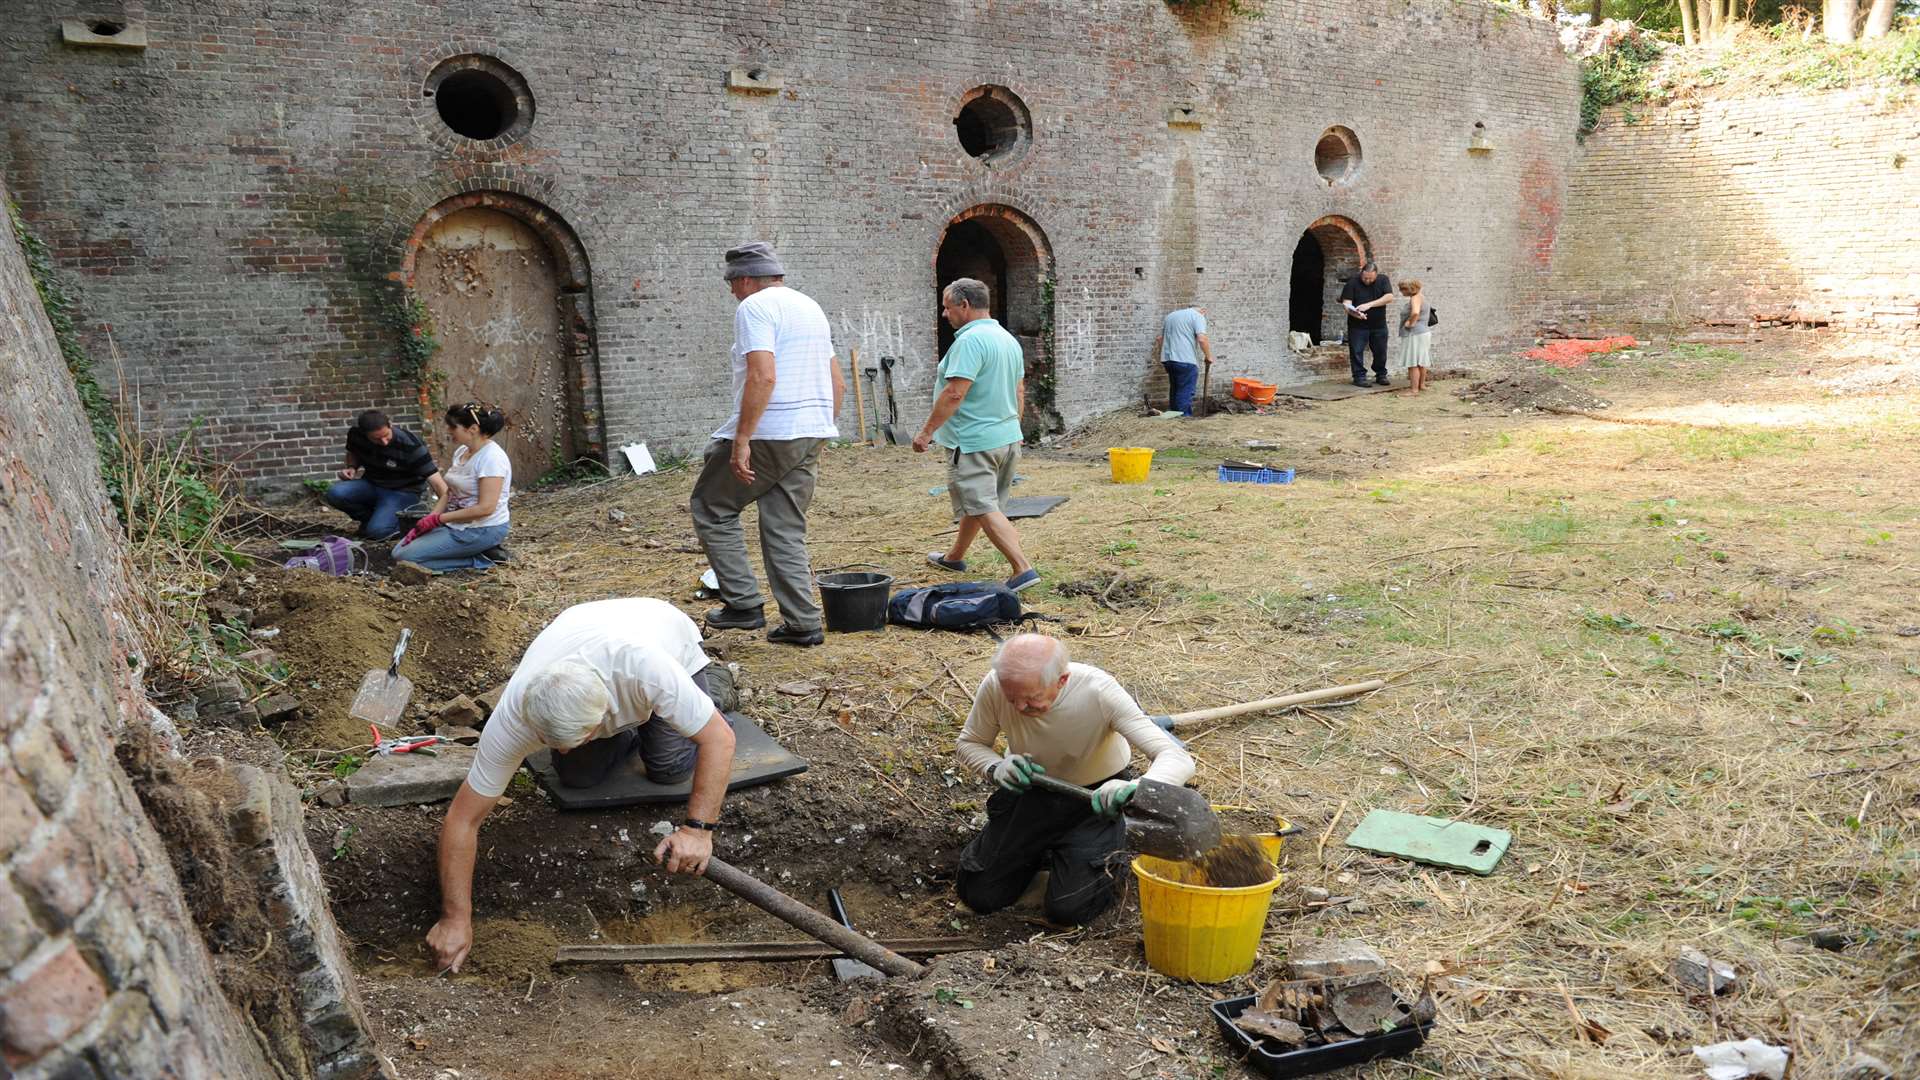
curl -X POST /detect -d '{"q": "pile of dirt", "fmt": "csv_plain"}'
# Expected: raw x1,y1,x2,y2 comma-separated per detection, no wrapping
218,568,534,749
1457,373,1610,412
1055,571,1176,610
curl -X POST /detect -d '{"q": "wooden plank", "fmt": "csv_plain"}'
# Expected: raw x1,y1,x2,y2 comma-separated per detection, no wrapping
554,937,979,966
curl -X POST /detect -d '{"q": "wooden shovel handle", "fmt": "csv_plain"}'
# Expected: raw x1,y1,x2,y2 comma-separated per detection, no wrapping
1166,680,1386,729
702,857,925,979
1026,773,1095,800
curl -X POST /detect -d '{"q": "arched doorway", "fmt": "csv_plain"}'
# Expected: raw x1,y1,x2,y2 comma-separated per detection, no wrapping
1287,216,1370,346
933,205,1055,428
402,193,603,483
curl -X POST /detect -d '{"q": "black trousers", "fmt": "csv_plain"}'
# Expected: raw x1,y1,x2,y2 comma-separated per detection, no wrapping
955,773,1129,927
552,665,734,788
1348,326,1389,383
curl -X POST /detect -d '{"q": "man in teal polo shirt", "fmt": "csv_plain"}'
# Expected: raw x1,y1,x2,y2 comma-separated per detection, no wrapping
913,277,1040,592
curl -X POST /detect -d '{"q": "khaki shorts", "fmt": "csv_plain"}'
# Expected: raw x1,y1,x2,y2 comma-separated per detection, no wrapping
947,443,1020,518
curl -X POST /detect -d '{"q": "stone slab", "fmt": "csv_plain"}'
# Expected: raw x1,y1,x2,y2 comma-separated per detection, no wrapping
345,745,477,807
951,495,1069,522
525,714,805,809
1287,938,1387,980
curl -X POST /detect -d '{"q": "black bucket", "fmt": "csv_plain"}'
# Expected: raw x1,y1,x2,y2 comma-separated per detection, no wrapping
816,570,894,633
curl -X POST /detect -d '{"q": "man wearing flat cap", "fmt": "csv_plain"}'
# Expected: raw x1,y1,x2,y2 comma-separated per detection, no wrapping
691,242,844,647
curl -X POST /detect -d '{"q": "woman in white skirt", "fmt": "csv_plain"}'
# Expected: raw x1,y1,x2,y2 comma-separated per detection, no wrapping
1397,279,1433,394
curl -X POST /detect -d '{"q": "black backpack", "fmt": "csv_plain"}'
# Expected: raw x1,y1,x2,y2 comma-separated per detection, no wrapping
888,582,1026,632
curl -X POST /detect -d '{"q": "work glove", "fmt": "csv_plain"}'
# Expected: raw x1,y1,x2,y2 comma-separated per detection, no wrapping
401,512,443,545
1091,779,1139,818
989,754,1045,793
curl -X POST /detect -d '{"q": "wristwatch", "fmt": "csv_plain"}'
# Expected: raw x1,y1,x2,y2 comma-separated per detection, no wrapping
681,817,718,832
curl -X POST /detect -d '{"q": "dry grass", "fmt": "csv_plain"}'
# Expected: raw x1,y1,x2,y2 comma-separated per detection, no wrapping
426,335,1915,1077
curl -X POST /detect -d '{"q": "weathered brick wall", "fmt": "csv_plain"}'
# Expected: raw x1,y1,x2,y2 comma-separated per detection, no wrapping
1543,87,1920,339
0,1,1577,486
1,180,277,1078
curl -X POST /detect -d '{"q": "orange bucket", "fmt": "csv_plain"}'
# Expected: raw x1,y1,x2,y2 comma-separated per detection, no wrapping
1247,382,1278,406
1231,377,1258,401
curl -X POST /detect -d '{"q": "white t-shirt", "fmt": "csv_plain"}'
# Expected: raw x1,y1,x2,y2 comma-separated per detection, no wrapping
444,441,511,530
467,599,714,798
712,285,840,442
955,663,1194,788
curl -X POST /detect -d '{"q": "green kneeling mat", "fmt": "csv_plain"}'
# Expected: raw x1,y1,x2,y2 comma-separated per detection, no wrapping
1344,809,1512,875
525,713,807,810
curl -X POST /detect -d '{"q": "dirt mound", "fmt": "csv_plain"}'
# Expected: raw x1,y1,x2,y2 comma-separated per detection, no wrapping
1457,373,1610,412
220,568,534,749
1055,571,1176,610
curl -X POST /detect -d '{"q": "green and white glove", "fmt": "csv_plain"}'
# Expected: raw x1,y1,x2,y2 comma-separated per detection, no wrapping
990,754,1046,792
1091,779,1139,817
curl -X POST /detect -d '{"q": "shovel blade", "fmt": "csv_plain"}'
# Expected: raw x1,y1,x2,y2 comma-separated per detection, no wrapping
1120,780,1222,860
348,671,414,727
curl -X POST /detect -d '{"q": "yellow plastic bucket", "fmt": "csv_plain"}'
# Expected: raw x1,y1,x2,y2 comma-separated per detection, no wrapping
1132,833,1285,982
1108,447,1154,484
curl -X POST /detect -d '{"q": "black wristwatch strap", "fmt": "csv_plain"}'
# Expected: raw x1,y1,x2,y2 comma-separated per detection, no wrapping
681,817,718,832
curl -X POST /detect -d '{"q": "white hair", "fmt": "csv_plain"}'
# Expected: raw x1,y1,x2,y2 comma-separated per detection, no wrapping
993,633,1068,687
521,660,611,749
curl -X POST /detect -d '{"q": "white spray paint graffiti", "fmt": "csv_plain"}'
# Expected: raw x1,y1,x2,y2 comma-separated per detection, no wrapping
1056,287,1098,380
837,306,928,400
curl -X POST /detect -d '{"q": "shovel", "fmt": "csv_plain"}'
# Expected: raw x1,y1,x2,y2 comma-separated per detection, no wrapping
1028,775,1222,862
702,858,923,978
348,628,414,729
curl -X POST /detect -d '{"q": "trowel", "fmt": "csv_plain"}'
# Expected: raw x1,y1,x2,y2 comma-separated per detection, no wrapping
1027,775,1222,861
348,629,414,729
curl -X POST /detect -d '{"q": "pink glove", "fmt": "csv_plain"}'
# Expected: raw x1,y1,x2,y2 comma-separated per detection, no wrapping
401,512,443,545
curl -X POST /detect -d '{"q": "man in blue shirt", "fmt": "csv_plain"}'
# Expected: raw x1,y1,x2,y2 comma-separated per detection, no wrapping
912,278,1040,593
1151,306,1212,416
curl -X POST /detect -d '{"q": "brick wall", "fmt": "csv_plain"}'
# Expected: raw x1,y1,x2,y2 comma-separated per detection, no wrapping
1,178,277,1079
0,1,1578,486
1542,87,1920,339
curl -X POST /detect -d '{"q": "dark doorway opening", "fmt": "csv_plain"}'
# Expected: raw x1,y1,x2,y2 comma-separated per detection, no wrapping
1288,231,1325,339
1286,216,1369,346
935,220,1010,357
932,205,1056,433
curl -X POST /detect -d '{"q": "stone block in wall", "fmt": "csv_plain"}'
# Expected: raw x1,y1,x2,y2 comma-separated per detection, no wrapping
231,762,394,1080
1,942,108,1067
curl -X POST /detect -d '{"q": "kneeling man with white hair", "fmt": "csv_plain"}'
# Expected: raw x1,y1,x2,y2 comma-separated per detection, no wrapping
954,633,1194,926
427,598,736,972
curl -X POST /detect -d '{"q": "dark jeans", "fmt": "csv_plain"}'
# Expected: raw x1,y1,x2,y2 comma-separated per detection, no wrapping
955,772,1130,926
1348,326,1390,383
552,666,734,787
1163,362,1199,415
323,479,420,540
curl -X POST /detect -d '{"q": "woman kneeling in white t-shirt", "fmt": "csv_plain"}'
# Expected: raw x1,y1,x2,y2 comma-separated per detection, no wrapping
394,403,513,572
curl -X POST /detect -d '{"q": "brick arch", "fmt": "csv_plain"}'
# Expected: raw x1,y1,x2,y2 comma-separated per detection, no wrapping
399,191,606,463
933,204,1058,429
1291,214,1372,345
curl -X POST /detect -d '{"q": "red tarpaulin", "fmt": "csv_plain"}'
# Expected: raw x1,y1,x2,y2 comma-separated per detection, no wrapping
1522,336,1639,368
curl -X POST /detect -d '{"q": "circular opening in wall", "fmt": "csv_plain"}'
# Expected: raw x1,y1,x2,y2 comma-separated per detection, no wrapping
954,86,1031,164
89,20,126,36
1314,126,1361,185
425,55,535,145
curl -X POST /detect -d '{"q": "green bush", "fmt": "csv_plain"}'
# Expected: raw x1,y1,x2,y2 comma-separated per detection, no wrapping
1581,35,1666,136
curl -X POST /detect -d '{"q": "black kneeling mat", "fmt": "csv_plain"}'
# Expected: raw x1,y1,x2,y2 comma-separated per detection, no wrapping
525,713,807,810
952,495,1069,522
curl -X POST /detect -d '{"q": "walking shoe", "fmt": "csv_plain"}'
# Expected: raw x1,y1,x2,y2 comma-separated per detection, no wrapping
1373,377,1392,387
1006,568,1041,593
1351,379,1370,388
926,552,967,572
480,544,512,563
767,623,824,647
705,605,767,631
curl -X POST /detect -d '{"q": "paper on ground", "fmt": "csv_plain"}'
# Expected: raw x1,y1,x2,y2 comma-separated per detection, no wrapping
1693,1039,1789,1080
619,442,657,475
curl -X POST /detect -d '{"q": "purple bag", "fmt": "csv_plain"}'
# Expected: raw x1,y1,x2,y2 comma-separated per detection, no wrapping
284,535,366,576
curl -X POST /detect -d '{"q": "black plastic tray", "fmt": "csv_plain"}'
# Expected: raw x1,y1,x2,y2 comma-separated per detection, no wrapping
1210,994,1433,1078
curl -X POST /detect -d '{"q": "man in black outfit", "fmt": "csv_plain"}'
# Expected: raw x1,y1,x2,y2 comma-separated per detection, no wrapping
1339,261,1394,387
322,409,446,539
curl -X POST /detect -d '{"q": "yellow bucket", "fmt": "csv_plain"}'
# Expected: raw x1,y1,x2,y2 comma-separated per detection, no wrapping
1108,447,1154,484
1132,832,1285,983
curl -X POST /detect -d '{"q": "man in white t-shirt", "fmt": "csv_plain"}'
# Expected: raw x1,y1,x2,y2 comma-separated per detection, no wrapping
953,634,1195,926
426,598,738,973
692,241,845,647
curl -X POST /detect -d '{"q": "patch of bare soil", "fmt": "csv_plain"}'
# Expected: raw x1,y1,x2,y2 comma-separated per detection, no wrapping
214,569,533,750
1456,371,1611,412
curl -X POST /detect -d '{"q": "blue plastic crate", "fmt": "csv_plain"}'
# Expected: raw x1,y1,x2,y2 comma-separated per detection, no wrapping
1218,464,1294,484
